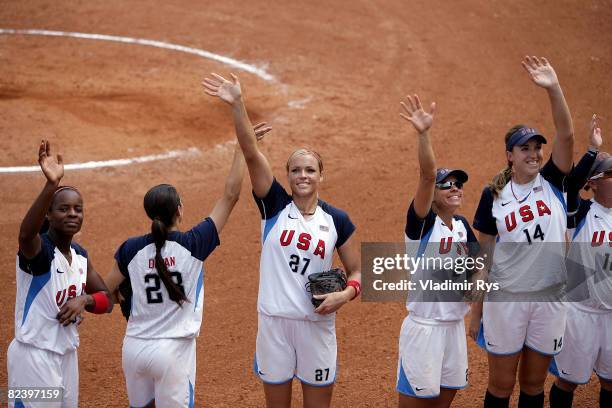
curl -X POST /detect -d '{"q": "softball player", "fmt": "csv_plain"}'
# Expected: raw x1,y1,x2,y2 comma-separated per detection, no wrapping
204,73,361,408
549,117,611,408
8,140,112,408
103,137,258,407
470,56,574,408
398,95,479,408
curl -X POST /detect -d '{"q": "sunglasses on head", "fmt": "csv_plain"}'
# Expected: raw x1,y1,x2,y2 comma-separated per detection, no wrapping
590,169,612,181
435,180,463,190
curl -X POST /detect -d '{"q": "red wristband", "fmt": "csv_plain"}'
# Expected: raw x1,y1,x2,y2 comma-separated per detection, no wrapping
90,292,110,314
347,280,361,300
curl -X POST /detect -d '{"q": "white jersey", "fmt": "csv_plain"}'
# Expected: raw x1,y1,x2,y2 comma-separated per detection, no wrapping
566,199,612,311
114,218,219,339
14,234,88,354
473,158,567,292
404,202,479,321
254,179,355,321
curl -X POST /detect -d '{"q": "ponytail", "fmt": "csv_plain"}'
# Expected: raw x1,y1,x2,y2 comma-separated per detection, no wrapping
489,164,512,198
144,184,187,306
150,217,187,305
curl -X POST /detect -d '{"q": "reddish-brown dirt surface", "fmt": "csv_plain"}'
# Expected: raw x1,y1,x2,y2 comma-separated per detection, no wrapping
1,0,611,406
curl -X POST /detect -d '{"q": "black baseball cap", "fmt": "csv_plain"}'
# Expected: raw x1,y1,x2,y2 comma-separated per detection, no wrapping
506,127,547,151
436,168,468,184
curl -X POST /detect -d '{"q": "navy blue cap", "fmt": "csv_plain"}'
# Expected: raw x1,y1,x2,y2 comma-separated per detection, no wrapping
506,127,547,151
436,168,468,184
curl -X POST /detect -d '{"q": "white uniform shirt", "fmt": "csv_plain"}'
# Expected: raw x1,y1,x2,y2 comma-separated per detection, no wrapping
567,199,611,311
115,218,219,339
14,234,88,354
254,179,355,322
404,202,479,321
474,158,567,292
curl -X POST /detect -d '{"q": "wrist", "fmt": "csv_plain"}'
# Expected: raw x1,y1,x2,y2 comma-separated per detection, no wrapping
347,280,361,301
588,146,599,154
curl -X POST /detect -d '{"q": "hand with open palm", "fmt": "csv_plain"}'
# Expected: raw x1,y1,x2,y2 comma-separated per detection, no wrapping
38,140,63,186
522,56,559,89
400,94,436,134
202,73,242,105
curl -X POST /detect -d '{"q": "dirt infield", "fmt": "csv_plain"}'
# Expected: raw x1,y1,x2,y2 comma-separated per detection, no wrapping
1,0,611,406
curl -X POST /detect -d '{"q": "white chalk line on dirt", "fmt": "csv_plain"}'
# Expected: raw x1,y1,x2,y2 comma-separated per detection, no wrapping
0,28,276,173
0,28,275,81
0,148,201,173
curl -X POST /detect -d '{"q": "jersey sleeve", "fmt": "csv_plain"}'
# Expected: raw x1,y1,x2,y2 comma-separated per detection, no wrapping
568,199,592,231
540,156,567,191
114,240,133,278
329,205,356,248
253,178,292,220
17,234,54,276
567,150,598,216
179,217,221,261
473,187,498,236
405,201,436,240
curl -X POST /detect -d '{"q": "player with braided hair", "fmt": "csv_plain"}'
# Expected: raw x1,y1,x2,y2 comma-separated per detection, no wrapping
104,123,270,407
8,140,112,408
204,72,361,408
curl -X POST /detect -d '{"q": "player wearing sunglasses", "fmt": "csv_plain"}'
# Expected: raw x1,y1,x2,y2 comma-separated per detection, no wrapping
396,94,479,408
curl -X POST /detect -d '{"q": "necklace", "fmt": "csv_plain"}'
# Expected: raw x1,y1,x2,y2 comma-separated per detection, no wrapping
510,179,532,204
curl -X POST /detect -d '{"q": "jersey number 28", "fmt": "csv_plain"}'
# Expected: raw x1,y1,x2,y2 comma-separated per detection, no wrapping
144,272,185,303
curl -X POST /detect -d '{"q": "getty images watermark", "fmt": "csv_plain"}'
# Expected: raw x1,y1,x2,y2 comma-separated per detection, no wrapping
360,242,610,303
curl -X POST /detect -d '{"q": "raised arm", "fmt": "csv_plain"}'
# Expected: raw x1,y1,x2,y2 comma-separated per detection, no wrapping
203,73,274,197
567,114,602,218
208,143,246,233
522,56,574,174
19,140,64,258
400,94,437,218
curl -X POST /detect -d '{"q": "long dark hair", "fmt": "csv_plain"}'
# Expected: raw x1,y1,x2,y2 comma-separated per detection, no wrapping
143,184,187,306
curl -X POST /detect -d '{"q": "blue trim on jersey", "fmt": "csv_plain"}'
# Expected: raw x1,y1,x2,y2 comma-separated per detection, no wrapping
189,380,194,408
440,384,467,390
130,399,154,408
297,372,336,387
22,271,51,324
596,372,612,381
572,213,588,240
194,268,204,312
548,357,560,377
396,361,417,396
476,321,486,350
524,342,560,357
253,353,293,384
262,213,280,244
416,227,434,258
15,400,25,408
549,183,567,213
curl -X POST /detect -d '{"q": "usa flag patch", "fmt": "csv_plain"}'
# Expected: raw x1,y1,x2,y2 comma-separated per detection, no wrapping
533,186,543,193
320,225,329,232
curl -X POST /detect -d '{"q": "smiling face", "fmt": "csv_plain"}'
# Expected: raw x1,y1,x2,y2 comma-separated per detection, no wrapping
47,189,84,236
507,139,544,180
434,176,463,212
286,152,323,198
